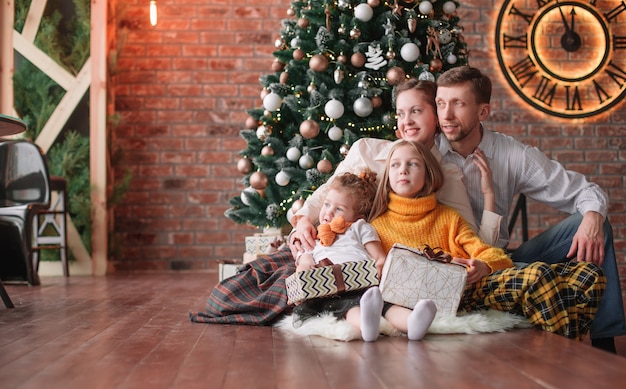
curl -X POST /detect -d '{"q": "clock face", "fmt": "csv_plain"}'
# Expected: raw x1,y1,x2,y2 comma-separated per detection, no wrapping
495,0,626,118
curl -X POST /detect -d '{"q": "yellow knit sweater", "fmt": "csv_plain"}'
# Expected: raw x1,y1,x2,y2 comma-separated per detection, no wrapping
371,193,513,273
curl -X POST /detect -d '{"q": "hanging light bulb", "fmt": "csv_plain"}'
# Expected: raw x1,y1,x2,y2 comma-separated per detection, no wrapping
149,0,158,26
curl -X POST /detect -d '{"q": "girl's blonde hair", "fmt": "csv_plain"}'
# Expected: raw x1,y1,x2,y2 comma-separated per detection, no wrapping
368,141,444,221
329,169,378,218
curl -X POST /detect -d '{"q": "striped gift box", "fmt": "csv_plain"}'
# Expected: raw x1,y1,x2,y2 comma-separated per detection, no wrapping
286,259,379,305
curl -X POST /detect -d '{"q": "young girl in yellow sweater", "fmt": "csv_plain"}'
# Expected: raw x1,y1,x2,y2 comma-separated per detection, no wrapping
365,140,606,340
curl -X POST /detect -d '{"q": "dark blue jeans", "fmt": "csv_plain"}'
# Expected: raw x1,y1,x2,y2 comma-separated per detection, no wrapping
510,213,626,339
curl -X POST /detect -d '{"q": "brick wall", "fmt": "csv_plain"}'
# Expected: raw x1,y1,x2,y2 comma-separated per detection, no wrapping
110,0,625,290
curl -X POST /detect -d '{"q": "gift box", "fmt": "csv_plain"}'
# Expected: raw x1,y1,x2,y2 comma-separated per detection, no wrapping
286,259,379,305
244,233,285,255
218,259,244,281
379,244,467,316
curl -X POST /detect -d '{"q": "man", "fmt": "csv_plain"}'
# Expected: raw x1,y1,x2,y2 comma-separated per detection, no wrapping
435,66,626,352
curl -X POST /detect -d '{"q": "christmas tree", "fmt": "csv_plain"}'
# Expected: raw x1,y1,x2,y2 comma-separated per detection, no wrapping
226,0,468,229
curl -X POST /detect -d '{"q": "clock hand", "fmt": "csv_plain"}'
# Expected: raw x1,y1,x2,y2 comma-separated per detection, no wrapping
556,3,581,52
556,0,571,32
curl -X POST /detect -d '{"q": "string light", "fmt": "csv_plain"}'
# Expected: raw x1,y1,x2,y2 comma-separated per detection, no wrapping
149,0,158,26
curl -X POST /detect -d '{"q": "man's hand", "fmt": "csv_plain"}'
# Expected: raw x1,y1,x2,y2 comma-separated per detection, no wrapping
289,217,317,258
472,147,496,212
567,211,605,265
453,257,490,284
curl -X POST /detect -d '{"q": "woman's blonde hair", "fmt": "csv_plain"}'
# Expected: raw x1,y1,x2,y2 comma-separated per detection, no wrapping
329,169,378,218
368,140,444,221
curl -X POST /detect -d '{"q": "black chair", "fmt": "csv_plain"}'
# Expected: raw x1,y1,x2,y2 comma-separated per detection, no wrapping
0,140,51,287
508,193,529,242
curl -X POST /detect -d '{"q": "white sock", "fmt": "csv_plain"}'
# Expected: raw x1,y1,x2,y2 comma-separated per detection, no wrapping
360,287,383,342
407,299,437,341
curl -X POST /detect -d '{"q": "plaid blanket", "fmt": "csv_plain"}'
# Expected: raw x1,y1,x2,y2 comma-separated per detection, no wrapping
189,248,295,325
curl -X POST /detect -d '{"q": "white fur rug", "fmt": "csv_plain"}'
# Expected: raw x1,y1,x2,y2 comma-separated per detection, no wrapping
275,310,533,341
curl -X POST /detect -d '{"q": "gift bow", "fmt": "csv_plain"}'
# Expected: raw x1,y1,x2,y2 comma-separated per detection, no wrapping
421,244,452,264
317,216,353,247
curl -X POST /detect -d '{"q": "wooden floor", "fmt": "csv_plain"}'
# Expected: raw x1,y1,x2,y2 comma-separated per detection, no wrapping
2,271,626,389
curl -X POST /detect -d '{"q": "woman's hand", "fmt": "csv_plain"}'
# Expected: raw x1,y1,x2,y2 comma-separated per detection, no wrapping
452,257,490,284
289,217,317,257
472,147,495,213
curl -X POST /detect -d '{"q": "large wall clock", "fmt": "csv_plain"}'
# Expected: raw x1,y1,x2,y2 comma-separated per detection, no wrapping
495,0,626,119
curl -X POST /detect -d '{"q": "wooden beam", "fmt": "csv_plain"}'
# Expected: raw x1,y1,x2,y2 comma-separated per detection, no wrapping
90,0,108,276
20,0,46,43
13,32,77,90
35,59,91,153
0,1,15,114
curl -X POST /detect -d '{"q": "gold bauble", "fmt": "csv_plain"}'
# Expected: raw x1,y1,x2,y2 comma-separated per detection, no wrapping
337,54,348,64
237,158,253,174
279,71,289,84
293,48,305,61
245,116,258,129
317,159,333,174
260,88,269,99
297,17,309,29
351,52,366,68
261,145,275,157
367,0,381,7
309,54,329,72
307,83,317,93
350,28,361,40
299,119,320,139
429,58,443,73
250,171,269,189
372,95,382,108
271,59,285,72
386,66,406,86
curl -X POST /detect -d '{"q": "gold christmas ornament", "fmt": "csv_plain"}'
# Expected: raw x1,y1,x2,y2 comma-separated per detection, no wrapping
250,171,269,189
260,88,269,99
309,54,329,72
372,95,382,108
237,158,253,174
271,59,285,72
407,17,417,33
351,52,366,67
261,145,275,157
297,17,309,29
350,28,361,39
386,66,406,85
307,83,317,93
367,0,381,7
280,71,289,84
299,119,320,139
317,159,333,174
245,116,258,129
429,58,443,73
293,48,305,60
337,54,348,63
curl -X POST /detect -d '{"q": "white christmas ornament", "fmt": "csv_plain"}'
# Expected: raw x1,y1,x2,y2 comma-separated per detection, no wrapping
353,97,374,117
328,125,343,141
447,53,458,64
354,4,374,22
324,99,345,119
286,147,301,161
364,44,388,70
400,43,421,62
439,29,452,44
275,171,290,186
263,92,282,112
443,1,457,14
299,154,314,169
418,1,433,15
241,187,257,206
290,38,301,48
